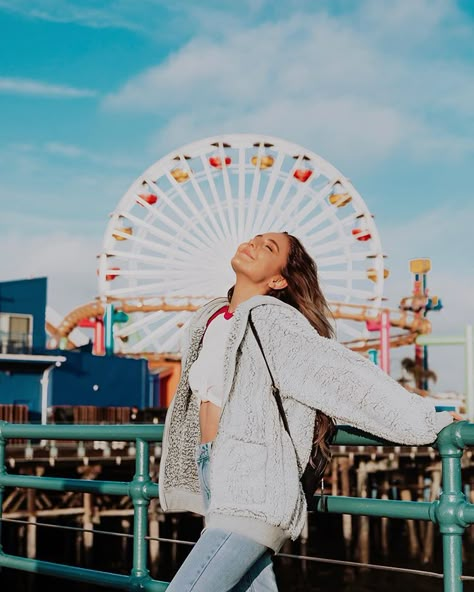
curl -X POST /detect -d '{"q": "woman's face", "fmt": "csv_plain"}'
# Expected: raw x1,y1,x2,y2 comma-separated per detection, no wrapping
231,232,291,292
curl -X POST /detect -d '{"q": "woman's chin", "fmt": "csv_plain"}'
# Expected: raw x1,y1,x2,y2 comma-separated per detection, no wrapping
230,255,246,272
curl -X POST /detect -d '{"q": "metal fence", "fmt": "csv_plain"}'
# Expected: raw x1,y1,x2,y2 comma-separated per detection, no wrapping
0,420,473,591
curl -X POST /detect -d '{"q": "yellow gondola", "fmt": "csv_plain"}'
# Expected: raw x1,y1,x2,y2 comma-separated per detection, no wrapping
171,168,190,182
112,227,133,241
367,268,390,282
251,155,274,169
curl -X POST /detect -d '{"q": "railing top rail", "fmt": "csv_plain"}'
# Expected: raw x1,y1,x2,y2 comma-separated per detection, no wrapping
0,421,164,442
0,419,472,448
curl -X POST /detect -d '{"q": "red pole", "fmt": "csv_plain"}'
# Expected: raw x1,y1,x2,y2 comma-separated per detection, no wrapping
94,318,105,356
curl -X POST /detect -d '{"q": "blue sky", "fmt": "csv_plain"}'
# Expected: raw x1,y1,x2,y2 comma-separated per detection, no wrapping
0,0,473,393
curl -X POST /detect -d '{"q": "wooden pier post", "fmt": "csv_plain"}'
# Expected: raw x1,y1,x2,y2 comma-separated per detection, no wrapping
83,492,94,561
356,460,370,570
26,485,37,559
331,457,339,497
340,456,352,554
170,515,179,565
422,463,441,564
149,498,160,576
401,488,419,557
417,472,427,542
121,518,131,556
380,477,390,556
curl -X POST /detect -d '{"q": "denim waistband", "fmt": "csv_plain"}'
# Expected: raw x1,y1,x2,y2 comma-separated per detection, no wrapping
195,440,213,463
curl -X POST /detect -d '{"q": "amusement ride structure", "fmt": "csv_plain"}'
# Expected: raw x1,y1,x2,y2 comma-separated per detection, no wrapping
48,134,438,383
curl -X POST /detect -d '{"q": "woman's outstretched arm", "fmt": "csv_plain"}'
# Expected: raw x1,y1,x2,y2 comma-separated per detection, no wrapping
257,305,454,445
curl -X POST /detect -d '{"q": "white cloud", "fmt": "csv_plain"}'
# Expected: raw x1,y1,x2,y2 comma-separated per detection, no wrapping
0,77,96,98
0,231,99,314
103,2,474,170
43,141,142,169
0,0,145,32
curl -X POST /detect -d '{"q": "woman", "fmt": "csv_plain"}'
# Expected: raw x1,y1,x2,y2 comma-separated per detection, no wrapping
159,231,456,592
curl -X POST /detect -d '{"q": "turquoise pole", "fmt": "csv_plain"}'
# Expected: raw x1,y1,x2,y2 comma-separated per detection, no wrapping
368,349,378,365
436,424,466,592
130,439,152,586
104,302,114,356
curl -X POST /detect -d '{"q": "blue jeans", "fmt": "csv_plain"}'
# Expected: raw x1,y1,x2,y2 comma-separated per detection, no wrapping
164,441,279,591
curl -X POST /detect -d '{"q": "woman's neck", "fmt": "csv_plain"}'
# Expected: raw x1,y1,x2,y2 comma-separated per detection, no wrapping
228,279,268,313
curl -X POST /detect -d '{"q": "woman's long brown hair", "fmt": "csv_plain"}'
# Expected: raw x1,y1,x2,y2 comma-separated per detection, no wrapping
227,232,336,467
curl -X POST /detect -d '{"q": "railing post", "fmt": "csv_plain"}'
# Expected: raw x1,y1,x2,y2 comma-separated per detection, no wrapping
130,438,152,588
435,423,467,592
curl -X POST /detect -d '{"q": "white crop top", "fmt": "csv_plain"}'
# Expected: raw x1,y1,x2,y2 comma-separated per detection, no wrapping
188,305,234,407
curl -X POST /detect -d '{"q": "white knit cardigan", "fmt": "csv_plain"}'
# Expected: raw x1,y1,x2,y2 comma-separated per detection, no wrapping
158,295,453,553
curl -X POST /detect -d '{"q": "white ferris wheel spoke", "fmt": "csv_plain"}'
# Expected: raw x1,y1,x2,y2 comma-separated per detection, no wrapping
116,309,167,337
336,318,369,339
243,143,265,239
289,183,339,238
127,311,186,352
324,283,374,300
133,185,212,254
320,270,369,281
312,236,356,257
106,228,199,265
268,170,321,232
217,143,239,242
146,178,212,249
249,150,286,237
186,165,227,242
302,211,362,247
105,248,213,272
259,154,306,232
119,211,209,259
317,251,378,267
267,176,332,236
199,154,234,241
163,164,221,247
237,146,247,242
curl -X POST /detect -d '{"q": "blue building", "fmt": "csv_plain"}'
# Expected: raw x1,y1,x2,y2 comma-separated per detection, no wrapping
0,277,157,423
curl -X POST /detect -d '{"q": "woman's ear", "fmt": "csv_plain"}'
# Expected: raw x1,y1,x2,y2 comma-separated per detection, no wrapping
268,276,288,291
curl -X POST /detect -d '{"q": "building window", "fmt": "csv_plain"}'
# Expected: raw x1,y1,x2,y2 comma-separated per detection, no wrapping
0,314,33,354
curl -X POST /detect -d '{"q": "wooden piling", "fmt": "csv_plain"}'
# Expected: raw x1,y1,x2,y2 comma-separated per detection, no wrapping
380,477,390,556
83,492,94,559
422,463,441,564
356,460,370,570
26,486,36,559
417,472,427,541
400,488,419,557
340,456,352,554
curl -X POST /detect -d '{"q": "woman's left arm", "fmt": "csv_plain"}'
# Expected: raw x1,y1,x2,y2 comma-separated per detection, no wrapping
260,306,454,445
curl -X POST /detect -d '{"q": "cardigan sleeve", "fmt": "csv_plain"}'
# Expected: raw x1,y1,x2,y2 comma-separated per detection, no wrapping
256,305,453,445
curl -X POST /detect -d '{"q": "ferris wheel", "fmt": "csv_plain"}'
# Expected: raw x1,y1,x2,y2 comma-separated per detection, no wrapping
98,134,387,356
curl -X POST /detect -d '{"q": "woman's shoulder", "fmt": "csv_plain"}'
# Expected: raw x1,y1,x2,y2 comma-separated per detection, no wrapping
249,297,309,326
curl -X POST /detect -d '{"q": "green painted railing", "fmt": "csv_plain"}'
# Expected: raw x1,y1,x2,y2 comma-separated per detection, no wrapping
0,420,473,591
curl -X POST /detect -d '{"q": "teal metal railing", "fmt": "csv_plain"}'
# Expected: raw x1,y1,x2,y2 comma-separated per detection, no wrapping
0,420,473,591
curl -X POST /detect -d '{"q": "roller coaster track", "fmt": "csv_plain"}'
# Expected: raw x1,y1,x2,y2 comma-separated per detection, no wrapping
48,297,430,356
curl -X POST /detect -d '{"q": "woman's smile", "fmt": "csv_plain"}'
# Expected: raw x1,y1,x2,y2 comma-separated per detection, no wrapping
241,247,254,259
